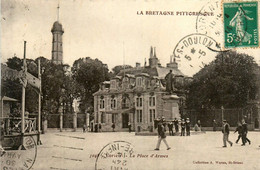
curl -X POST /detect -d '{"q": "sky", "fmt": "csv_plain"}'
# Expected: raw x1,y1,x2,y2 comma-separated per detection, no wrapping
1,0,260,76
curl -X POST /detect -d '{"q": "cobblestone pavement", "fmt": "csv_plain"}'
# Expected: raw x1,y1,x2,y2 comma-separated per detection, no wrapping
31,131,260,170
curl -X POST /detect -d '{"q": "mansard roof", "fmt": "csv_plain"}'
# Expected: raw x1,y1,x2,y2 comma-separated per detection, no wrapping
117,66,185,79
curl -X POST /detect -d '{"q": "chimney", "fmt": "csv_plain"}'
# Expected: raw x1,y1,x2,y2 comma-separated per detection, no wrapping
149,46,159,68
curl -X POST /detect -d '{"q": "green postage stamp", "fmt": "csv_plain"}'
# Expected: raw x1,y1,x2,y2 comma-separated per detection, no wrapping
223,1,258,48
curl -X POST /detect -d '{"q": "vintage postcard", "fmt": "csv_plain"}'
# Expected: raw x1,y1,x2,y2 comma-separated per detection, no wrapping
1,0,260,170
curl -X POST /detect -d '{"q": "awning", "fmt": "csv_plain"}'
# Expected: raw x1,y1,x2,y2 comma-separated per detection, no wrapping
101,108,135,114
1,96,19,102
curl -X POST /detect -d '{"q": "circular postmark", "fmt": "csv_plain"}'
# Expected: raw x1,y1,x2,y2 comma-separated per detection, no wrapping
197,0,258,49
196,1,223,45
1,136,37,170
95,141,135,170
173,33,222,76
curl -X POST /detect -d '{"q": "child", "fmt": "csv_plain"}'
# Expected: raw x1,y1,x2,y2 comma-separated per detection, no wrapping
83,124,86,132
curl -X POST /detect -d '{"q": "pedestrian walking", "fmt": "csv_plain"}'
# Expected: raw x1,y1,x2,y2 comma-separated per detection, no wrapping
222,120,233,147
180,119,185,136
99,123,102,132
94,123,98,132
213,119,217,132
234,122,242,144
241,119,251,146
154,117,171,150
185,118,191,136
174,118,179,133
111,123,115,132
128,122,132,133
168,121,174,136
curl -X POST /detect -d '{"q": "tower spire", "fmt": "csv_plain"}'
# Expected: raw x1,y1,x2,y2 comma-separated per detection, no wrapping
153,47,157,58
150,46,153,58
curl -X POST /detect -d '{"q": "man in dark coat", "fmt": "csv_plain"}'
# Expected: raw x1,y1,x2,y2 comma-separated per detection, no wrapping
234,122,243,144
168,121,174,136
241,119,251,146
222,120,233,147
180,119,186,136
154,117,171,150
185,118,191,136
128,122,132,133
174,118,179,133
111,123,115,132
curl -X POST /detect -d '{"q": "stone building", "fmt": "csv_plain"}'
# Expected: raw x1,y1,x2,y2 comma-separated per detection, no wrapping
93,47,190,132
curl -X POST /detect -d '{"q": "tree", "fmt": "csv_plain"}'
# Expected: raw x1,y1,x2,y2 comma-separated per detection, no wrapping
3,56,76,115
3,57,39,113
112,65,133,76
72,57,110,113
186,51,258,110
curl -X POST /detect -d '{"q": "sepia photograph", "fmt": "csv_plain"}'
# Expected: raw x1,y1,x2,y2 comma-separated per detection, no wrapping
1,0,260,169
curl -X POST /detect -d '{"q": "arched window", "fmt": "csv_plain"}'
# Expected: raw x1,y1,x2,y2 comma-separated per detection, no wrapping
122,97,130,109
111,98,116,109
100,99,105,109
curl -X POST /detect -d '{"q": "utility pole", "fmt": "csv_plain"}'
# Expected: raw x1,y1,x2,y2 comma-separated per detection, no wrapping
20,41,27,150
38,59,42,145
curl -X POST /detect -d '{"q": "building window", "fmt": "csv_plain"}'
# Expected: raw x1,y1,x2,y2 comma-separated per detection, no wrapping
101,112,106,123
136,97,142,107
137,109,143,123
149,109,156,122
149,96,156,107
136,77,142,87
100,99,105,109
111,98,116,109
110,80,116,89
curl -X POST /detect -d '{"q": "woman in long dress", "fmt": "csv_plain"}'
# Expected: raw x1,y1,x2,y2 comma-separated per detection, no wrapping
229,5,254,44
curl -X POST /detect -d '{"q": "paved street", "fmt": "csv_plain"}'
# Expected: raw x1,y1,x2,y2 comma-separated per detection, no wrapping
31,131,260,170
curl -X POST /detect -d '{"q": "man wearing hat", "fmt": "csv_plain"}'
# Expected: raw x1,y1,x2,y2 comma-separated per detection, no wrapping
185,118,191,136
180,119,186,136
222,120,233,147
154,117,171,150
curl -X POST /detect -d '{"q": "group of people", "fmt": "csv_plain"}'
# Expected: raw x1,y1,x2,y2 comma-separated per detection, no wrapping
167,118,191,136
222,119,251,147
154,117,192,150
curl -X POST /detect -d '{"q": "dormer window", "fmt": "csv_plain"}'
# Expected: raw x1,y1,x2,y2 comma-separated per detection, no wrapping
136,77,142,87
110,80,116,89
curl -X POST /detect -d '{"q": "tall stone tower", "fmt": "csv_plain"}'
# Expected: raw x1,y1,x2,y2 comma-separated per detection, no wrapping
51,5,64,64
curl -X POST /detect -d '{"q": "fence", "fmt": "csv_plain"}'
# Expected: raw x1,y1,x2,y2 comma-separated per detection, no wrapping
183,106,257,127
47,113,87,129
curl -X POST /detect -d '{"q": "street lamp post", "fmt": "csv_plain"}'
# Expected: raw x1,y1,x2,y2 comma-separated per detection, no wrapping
221,106,224,121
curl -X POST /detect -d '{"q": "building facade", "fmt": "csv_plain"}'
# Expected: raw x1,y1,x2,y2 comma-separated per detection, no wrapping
93,47,190,132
